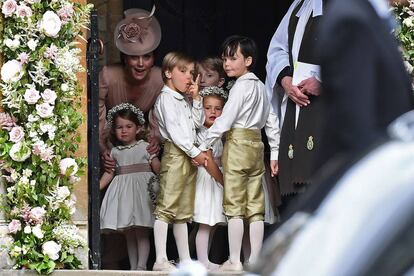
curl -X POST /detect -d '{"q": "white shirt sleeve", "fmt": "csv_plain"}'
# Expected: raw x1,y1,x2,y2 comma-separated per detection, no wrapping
159,98,201,158
265,111,280,161
192,99,204,130
199,81,246,150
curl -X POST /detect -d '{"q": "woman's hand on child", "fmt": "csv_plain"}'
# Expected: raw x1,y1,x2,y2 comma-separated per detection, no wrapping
102,150,116,173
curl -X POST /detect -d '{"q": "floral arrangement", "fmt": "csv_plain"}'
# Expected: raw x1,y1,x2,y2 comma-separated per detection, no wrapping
0,0,92,274
199,86,229,101
106,102,146,128
393,0,414,80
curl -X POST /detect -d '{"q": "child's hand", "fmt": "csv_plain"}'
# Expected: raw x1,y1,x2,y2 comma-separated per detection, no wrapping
187,74,201,101
270,160,279,177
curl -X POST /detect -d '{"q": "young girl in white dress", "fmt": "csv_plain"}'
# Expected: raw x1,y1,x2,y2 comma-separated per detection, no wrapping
100,103,161,271
193,86,228,270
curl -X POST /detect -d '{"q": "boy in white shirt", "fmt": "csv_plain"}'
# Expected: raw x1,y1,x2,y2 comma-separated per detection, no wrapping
199,36,280,271
153,52,222,271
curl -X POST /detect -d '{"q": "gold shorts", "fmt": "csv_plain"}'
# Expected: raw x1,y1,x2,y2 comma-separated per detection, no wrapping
154,142,197,224
222,128,265,223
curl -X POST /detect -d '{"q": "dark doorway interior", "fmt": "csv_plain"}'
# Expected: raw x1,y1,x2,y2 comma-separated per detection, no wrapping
124,0,293,81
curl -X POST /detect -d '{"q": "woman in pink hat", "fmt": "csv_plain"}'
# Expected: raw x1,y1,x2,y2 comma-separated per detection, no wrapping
98,7,163,270
99,7,163,171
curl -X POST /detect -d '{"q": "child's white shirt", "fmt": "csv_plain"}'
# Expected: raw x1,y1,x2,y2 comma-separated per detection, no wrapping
199,72,280,160
154,85,203,158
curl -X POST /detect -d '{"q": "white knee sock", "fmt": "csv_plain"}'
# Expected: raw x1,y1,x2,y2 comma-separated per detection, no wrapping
173,223,191,263
154,220,169,263
196,224,211,267
124,229,138,270
249,221,264,264
136,228,150,269
242,224,251,262
228,218,243,264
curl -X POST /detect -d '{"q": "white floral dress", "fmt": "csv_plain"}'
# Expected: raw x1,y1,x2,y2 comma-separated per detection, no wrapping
100,140,155,231
193,127,226,226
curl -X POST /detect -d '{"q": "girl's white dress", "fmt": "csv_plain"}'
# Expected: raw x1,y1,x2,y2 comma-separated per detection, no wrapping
193,126,226,226
100,140,155,231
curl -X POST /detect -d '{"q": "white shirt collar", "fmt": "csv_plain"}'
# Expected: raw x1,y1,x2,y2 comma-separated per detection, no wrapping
367,0,391,19
162,85,185,100
296,0,323,17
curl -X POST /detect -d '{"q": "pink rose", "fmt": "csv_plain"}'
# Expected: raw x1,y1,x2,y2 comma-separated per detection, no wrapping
24,87,40,104
2,0,17,17
36,103,54,118
29,207,46,224
0,112,16,130
41,89,57,104
16,3,32,18
8,219,21,234
9,126,24,143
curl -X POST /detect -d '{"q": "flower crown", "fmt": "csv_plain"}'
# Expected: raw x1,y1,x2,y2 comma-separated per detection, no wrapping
106,103,145,128
199,86,228,101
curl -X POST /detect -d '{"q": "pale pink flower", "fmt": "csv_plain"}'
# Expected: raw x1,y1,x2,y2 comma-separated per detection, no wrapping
8,219,21,234
24,87,40,104
2,0,17,17
9,126,24,143
29,207,46,225
39,146,54,161
16,3,32,18
36,103,54,118
59,158,78,176
17,52,29,64
0,112,16,130
44,44,58,60
41,89,57,104
57,4,74,24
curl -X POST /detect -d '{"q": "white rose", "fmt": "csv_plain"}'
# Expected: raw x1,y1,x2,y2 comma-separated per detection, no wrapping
16,3,32,18
39,11,61,37
1,60,23,83
8,219,21,234
42,241,61,260
24,87,40,104
28,114,39,122
32,225,44,239
41,89,57,104
9,126,24,143
9,142,31,162
403,17,414,28
27,39,38,51
5,38,19,50
2,0,17,17
61,83,69,92
36,103,54,118
56,186,70,200
59,158,78,176
23,225,31,234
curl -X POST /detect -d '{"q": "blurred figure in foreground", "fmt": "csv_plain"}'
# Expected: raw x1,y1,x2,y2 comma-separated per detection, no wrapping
316,0,414,170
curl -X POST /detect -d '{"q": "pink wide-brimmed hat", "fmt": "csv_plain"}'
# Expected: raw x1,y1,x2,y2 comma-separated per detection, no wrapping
114,6,161,56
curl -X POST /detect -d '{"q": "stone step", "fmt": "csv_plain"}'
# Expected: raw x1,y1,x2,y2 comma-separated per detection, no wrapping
0,270,243,275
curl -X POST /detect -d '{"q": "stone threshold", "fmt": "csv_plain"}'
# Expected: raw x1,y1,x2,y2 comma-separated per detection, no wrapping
0,270,244,275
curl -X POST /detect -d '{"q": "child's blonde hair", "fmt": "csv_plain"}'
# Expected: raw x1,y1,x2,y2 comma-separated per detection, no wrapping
197,56,226,79
161,51,195,83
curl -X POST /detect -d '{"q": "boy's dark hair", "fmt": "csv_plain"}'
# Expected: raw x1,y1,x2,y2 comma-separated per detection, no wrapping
221,35,257,70
109,109,148,146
